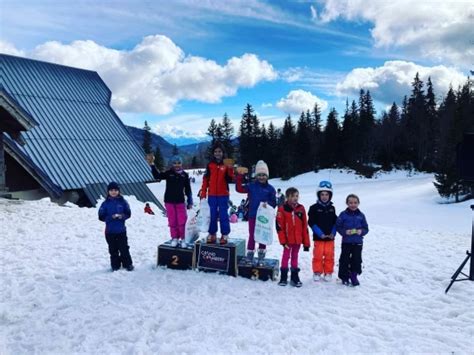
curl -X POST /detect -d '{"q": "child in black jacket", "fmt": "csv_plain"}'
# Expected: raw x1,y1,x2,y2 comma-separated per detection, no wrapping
308,181,337,282
151,155,193,248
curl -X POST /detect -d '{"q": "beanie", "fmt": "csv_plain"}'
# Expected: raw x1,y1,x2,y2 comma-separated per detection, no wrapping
255,160,269,177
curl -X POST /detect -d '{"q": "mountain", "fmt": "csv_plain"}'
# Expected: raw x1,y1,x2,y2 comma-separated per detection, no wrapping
126,125,174,158
161,136,209,147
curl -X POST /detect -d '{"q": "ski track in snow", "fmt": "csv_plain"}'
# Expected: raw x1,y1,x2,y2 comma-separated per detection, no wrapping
1,170,473,354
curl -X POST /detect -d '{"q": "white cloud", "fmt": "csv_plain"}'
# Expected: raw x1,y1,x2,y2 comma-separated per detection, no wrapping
310,5,318,22
276,89,328,115
281,67,344,92
261,102,273,108
336,60,467,104
4,35,277,115
153,123,207,139
0,40,25,56
315,0,474,68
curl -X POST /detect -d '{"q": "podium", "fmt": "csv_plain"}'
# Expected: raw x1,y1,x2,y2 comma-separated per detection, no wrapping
157,240,195,270
238,258,280,281
195,238,245,276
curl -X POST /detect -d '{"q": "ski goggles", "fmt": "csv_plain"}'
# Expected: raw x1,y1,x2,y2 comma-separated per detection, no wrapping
319,180,332,189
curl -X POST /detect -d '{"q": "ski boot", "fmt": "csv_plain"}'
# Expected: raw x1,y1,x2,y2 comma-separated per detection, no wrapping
350,272,360,286
278,268,288,286
341,278,350,286
170,238,179,247
206,234,217,244
257,249,266,266
323,274,333,282
126,265,134,272
290,268,303,287
219,235,228,245
313,273,322,282
180,239,188,249
245,250,255,265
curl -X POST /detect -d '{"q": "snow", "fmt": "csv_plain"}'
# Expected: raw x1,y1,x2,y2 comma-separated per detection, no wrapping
1,170,473,354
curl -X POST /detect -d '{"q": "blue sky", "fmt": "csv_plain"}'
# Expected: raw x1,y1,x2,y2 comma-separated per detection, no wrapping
1,0,472,145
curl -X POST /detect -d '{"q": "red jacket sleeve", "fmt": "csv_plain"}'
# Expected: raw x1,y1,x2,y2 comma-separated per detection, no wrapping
276,207,287,245
226,165,235,182
302,207,310,248
235,174,248,194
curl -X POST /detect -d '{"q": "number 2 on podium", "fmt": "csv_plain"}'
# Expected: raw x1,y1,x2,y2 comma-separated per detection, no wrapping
171,255,179,266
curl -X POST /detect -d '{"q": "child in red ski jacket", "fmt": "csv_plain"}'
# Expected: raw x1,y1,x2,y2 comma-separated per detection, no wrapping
276,187,310,287
199,143,235,245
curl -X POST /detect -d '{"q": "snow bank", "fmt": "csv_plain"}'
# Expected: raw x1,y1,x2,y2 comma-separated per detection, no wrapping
1,170,473,353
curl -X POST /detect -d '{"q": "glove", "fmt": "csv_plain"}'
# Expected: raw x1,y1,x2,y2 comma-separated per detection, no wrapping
224,158,234,167
281,243,289,249
303,246,310,252
329,233,335,240
187,204,193,210
236,166,249,174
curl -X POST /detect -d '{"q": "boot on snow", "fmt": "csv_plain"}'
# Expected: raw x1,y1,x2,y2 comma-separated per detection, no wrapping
350,272,360,286
278,268,289,286
290,268,303,287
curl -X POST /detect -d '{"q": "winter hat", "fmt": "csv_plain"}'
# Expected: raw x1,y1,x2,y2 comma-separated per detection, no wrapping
169,155,183,165
255,160,269,177
107,181,120,191
317,180,333,200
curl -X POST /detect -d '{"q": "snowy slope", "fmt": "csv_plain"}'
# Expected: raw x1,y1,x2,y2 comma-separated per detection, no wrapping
1,170,473,354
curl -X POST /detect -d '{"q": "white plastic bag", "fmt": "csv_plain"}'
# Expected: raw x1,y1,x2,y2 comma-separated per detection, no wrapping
185,209,200,244
254,202,275,245
196,199,211,233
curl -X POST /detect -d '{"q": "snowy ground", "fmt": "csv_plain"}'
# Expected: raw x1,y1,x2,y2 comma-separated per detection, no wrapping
1,170,473,354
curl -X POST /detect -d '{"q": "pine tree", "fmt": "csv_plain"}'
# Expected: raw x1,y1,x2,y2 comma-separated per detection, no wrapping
358,90,376,164
221,113,234,159
172,144,179,155
341,99,359,168
295,111,312,174
321,108,340,168
310,103,323,169
425,77,438,171
153,145,164,171
280,115,296,179
434,79,474,201
206,118,219,159
142,121,152,154
191,156,198,168
266,121,280,177
238,104,260,168
406,72,429,170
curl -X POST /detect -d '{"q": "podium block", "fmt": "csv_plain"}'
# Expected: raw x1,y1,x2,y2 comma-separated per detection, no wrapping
238,258,280,281
195,238,245,276
157,240,195,270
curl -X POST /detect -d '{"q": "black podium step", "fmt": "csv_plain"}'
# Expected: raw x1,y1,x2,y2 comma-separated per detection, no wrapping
157,240,195,270
238,258,280,281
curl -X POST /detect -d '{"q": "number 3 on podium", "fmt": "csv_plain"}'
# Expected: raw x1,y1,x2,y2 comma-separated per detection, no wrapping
171,255,179,266
251,269,259,280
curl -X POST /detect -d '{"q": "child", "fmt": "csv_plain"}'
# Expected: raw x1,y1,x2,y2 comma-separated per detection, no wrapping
98,182,134,271
144,203,155,215
308,181,337,282
336,194,369,286
151,155,193,248
236,160,277,265
276,187,310,287
276,188,285,207
200,143,235,244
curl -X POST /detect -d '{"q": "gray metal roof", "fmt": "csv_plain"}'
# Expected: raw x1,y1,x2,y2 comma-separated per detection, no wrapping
0,54,162,208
